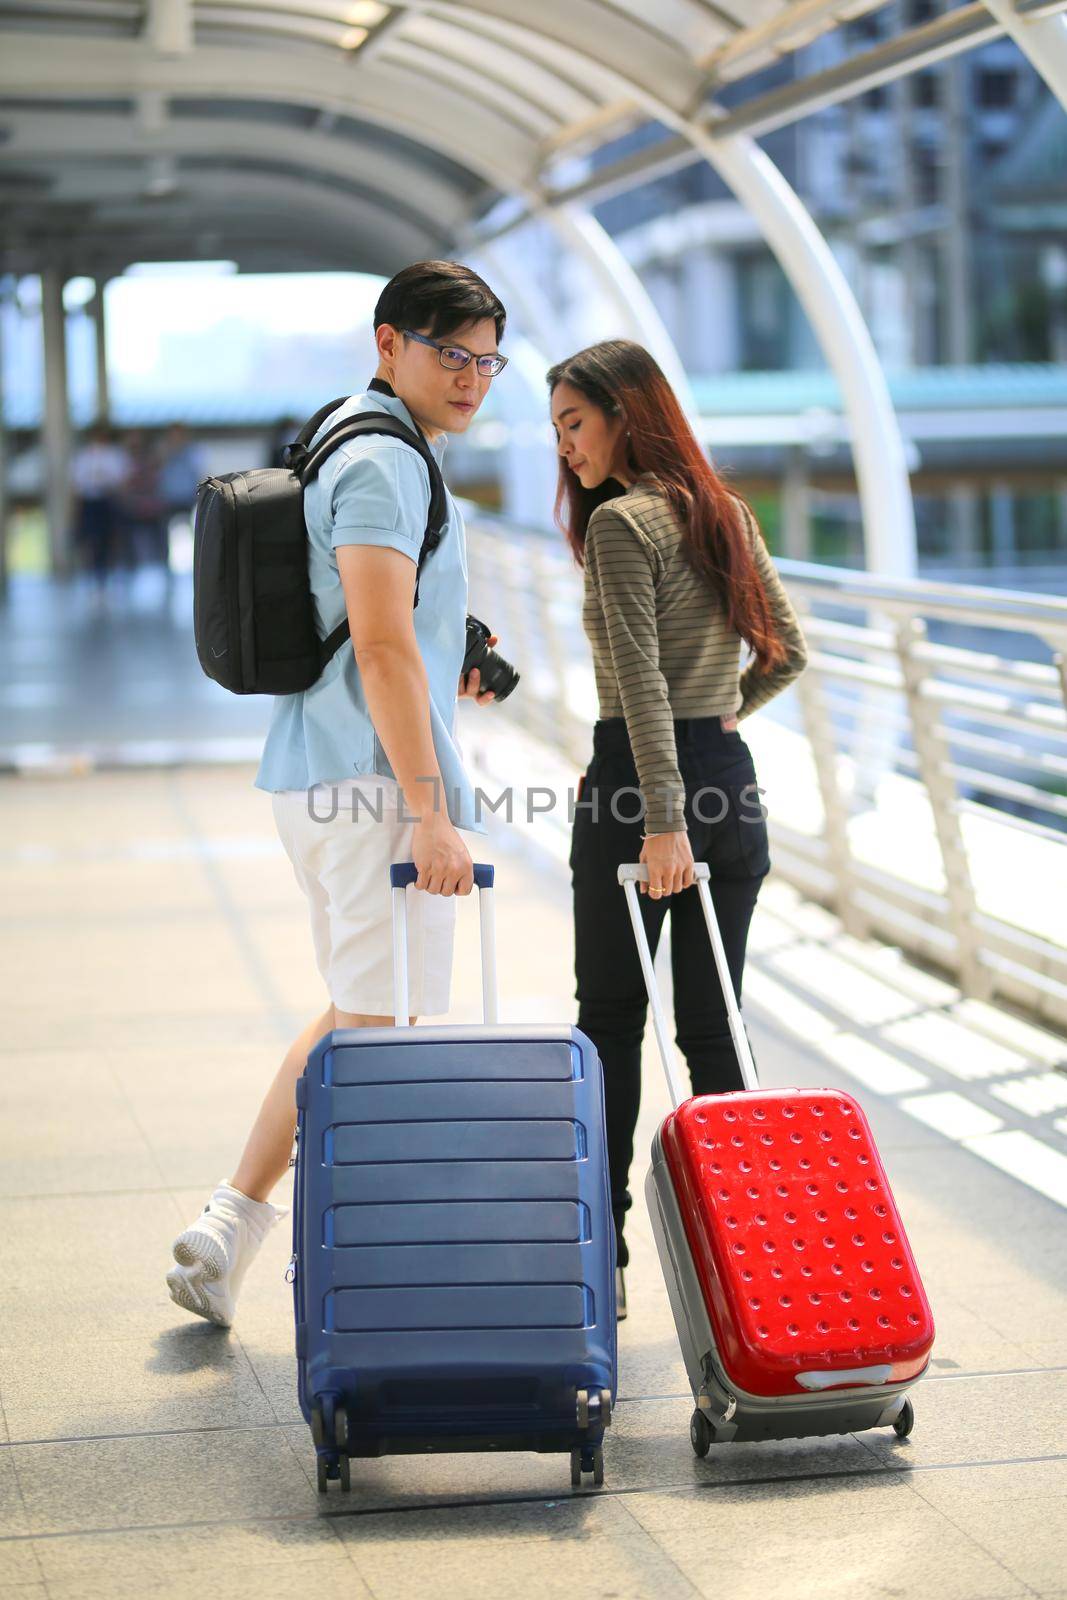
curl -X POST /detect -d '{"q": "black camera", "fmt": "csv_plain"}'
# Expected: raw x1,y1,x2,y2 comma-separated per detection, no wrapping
462,614,520,702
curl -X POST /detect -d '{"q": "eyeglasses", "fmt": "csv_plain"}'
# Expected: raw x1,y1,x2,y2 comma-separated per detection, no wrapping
402,328,508,378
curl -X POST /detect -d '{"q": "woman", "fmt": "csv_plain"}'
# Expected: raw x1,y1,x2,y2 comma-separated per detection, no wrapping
547,340,809,1320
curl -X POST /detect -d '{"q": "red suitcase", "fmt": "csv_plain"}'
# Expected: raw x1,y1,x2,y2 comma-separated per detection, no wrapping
619,862,935,1453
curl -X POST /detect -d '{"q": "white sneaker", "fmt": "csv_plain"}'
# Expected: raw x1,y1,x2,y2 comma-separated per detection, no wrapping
167,1180,287,1327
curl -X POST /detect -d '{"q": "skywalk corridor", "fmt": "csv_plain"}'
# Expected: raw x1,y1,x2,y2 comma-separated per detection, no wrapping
0,752,1063,1600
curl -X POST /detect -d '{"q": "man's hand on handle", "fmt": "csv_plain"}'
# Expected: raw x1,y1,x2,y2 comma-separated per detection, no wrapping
412,813,474,896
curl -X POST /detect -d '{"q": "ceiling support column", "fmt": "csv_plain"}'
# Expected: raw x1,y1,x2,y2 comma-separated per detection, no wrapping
41,267,74,578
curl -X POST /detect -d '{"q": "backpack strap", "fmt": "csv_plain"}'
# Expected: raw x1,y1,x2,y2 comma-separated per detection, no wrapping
285,403,450,673
281,397,349,475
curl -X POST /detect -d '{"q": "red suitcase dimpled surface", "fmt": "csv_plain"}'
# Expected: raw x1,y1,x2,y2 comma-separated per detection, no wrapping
662,1088,934,1398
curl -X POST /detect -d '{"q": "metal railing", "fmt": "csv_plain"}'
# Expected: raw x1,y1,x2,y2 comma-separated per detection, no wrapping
467,516,1067,1032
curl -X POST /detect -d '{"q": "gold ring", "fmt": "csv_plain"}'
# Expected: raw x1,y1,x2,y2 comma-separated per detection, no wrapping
649,887,663,897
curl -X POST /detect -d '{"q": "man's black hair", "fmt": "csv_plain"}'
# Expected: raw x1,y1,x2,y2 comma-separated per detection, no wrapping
374,260,506,344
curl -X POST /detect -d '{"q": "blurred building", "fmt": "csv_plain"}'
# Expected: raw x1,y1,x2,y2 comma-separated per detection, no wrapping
511,2,1067,577
587,7,1064,373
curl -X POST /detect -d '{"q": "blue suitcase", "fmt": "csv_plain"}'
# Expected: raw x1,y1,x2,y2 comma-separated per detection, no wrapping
290,862,617,1493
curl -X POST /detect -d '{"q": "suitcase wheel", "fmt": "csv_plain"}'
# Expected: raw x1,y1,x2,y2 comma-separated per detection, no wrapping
315,1452,352,1494
310,1405,324,1449
570,1447,605,1488
690,1409,713,1458
312,1397,348,1451
576,1388,612,1431
892,1398,915,1440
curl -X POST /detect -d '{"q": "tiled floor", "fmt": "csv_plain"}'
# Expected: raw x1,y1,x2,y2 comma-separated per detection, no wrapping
0,573,268,770
0,763,1064,1599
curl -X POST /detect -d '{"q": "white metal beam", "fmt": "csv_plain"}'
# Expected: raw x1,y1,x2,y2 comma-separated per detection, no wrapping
539,204,698,417
980,0,1067,106
414,9,915,575
474,242,565,360
688,125,917,576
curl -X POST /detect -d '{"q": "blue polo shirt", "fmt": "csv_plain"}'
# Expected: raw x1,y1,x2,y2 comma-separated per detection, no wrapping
254,387,487,835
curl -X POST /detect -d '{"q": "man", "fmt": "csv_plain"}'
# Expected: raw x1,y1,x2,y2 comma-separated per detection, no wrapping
167,260,508,1326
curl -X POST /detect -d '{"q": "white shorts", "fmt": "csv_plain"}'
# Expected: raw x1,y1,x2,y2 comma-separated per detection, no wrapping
271,777,457,1017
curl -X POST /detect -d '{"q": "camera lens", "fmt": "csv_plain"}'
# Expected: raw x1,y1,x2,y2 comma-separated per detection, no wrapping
462,614,520,702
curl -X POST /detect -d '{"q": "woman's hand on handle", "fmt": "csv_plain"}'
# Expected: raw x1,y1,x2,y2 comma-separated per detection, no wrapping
639,830,696,898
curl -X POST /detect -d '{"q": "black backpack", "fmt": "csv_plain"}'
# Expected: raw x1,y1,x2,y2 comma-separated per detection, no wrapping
192,395,447,695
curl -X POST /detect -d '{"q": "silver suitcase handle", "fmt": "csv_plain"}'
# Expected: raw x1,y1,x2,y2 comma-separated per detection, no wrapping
618,863,759,1107
388,863,497,1028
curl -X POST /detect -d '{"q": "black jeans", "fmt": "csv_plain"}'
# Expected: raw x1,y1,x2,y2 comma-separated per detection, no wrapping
570,717,771,1268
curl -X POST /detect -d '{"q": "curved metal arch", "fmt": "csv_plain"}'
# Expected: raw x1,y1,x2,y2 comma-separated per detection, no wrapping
376,11,599,125
416,0,708,109
540,204,697,415
0,114,464,246
374,38,562,139
0,38,537,191
201,0,709,108
368,0,915,573
687,127,917,576
193,15,363,52
424,6,629,104
474,240,569,361
440,5,917,571
179,155,447,246
167,96,486,196
5,0,919,574
52,169,436,263
440,15,915,569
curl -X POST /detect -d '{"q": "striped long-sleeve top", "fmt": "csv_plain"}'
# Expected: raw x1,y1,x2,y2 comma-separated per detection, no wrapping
581,474,809,833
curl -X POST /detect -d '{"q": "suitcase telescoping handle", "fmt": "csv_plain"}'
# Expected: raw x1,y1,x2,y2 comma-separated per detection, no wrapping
618,863,759,1108
389,863,497,1028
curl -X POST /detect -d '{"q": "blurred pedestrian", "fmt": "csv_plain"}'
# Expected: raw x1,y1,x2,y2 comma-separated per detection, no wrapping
71,422,130,603
117,429,166,573
157,424,207,582
268,416,301,469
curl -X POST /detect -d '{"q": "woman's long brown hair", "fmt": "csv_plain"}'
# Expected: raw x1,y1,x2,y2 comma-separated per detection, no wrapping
547,339,790,675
